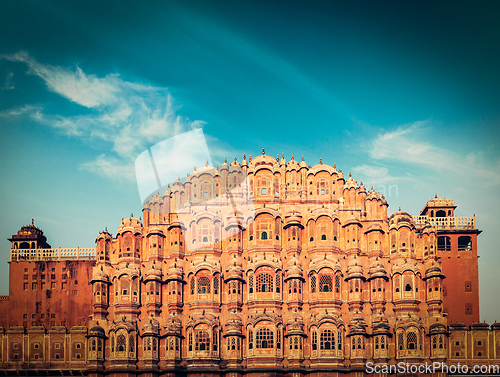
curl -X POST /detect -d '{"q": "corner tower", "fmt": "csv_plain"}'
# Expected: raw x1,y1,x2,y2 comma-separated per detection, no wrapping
416,196,481,325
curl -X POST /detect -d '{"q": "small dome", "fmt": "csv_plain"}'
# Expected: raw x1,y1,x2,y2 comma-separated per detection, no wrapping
285,255,303,280
369,258,387,279
144,262,162,281
91,266,109,283
389,210,414,229
225,311,243,335
166,259,184,281
89,324,105,337
344,172,357,190
226,254,244,280
299,156,307,169
143,317,160,335
347,256,364,279
349,313,367,335
424,263,444,280
118,214,142,235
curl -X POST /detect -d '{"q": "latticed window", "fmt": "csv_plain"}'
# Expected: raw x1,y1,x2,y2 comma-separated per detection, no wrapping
432,336,437,349
213,276,219,294
319,274,333,292
249,275,254,293
338,330,342,350
129,335,135,352
276,273,281,293
213,329,218,351
375,336,379,349
248,330,253,349
311,275,316,293
357,336,363,349
407,332,417,350
188,332,193,351
117,334,126,352
256,328,274,349
257,273,273,293
190,277,195,294
91,339,96,351
198,277,211,294
320,330,334,350
277,329,281,349
153,338,157,351
380,335,385,349
195,331,210,351
145,338,151,351
439,335,444,349
335,275,341,293
312,331,318,350
404,275,413,292
230,337,236,350
111,335,115,352
398,332,404,350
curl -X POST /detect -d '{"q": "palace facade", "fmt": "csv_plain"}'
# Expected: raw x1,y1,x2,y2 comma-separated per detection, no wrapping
0,151,496,376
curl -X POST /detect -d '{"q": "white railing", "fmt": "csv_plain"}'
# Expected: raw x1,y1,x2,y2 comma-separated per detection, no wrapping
413,216,475,230
10,247,95,262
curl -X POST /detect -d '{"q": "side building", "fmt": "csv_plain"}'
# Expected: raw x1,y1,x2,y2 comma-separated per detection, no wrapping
0,152,497,376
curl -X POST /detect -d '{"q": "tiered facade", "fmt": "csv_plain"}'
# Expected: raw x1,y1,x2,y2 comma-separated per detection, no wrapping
0,151,496,376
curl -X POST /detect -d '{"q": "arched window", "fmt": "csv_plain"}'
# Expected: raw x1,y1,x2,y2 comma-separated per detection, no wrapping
213,328,218,351
248,329,253,349
321,234,327,240
213,275,219,294
319,274,332,292
195,331,210,351
257,273,273,293
198,276,211,294
407,331,417,350
117,334,126,352
261,231,268,240
398,332,404,350
256,328,274,349
190,277,195,295
311,275,316,293
129,335,135,352
188,331,193,351
312,330,318,350
249,275,254,293
320,329,334,350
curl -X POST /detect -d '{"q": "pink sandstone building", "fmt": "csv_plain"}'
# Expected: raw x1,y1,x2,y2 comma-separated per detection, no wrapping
0,151,496,376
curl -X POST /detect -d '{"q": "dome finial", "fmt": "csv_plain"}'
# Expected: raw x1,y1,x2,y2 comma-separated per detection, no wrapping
399,206,401,211
302,156,304,161
206,159,208,167
435,193,438,198
262,148,265,155
349,171,352,177
243,153,246,159
224,157,227,163
320,158,323,164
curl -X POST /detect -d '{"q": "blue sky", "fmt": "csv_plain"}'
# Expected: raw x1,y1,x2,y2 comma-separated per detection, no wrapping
1,0,499,322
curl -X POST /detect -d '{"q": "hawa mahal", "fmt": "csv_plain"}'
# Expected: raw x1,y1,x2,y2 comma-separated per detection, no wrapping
0,150,497,376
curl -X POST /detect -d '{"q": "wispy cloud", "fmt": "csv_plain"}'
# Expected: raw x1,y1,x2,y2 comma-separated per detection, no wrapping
1,51,206,181
2,71,14,90
352,164,397,184
368,122,500,187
